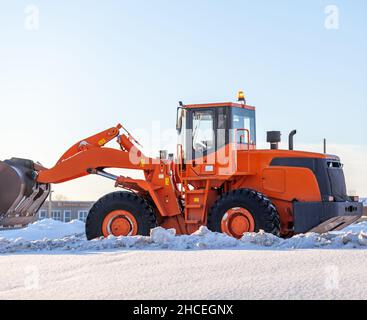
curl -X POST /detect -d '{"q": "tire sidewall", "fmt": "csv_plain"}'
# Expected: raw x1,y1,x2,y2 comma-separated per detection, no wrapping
86,192,155,239
209,190,279,235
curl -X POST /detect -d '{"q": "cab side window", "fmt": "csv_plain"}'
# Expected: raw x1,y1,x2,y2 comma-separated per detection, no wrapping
232,108,256,144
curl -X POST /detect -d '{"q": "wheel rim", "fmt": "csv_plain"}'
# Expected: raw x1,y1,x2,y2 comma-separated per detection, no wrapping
102,210,138,237
221,207,255,239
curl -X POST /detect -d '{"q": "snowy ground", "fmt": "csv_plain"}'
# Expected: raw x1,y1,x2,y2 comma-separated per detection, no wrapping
1,218,367,299
1,218,367,253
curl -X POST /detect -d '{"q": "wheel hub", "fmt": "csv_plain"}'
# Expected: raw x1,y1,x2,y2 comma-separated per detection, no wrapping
110,217,132,235
102,210,138,237
221,207,255,239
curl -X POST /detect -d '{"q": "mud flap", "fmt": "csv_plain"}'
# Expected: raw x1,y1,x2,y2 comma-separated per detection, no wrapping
0,159,50,228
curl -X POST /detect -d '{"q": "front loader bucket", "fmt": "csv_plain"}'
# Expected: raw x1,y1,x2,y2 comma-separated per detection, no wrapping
0,159,50,228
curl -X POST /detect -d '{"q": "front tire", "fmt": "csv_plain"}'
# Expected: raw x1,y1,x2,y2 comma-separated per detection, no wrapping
86,191,157,240
208,189,280,239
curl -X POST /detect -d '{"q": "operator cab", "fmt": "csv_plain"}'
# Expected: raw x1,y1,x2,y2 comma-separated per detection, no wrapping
176,94,256,160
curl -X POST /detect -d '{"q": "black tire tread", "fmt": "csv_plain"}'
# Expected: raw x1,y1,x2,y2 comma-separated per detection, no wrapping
208,189,280,236
86,191,157,240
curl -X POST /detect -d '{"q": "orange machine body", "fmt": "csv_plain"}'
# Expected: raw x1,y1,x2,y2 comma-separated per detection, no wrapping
35,101,340,237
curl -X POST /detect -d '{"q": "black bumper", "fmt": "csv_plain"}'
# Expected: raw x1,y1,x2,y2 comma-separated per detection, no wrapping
293,201,363,233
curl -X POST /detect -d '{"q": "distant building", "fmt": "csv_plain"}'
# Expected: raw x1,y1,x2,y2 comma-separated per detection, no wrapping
37,201,95,223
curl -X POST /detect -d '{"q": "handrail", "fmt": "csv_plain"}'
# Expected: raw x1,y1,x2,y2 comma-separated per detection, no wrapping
235,128,251,151
234,128,251,173
176,144,184,197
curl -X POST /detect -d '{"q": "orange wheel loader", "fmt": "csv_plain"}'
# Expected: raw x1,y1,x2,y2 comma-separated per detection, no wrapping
0,92,363,239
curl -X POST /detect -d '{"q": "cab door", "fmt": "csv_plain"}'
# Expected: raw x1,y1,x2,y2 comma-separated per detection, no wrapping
191,108,215,160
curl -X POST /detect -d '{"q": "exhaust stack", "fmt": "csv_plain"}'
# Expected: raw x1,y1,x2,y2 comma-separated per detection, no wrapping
289,130,297,150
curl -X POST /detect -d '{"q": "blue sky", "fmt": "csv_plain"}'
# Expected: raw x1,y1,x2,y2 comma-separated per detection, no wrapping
0,1,366,199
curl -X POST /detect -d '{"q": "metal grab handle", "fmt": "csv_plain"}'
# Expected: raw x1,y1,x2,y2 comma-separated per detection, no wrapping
176,144,184,196
234,128,251,173
235,128,251,151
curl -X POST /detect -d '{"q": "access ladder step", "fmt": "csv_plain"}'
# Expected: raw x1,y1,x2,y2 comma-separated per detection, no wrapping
186,189,206,194
185,220,200,224
185,204,202,209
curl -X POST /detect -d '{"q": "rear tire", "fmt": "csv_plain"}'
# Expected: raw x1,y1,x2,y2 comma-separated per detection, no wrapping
86,191,157,240
208,189,280,238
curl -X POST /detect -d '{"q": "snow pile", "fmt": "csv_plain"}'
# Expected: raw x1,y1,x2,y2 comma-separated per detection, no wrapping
238,221,367,249
0,219,85,241
1,219,367,254
150,227,176,246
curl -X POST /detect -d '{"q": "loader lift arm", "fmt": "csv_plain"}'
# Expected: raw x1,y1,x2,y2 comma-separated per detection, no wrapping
39,124,182,218
56,124,123,164
38,124,155,184
0,124,181,228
